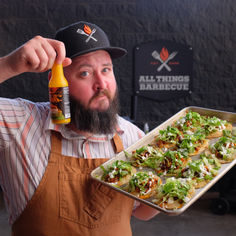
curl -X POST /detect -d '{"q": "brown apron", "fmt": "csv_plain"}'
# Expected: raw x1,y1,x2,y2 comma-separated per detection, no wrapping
12,131,134,236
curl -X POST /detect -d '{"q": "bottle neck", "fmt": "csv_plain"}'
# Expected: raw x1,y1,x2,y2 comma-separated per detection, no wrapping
49,63,68,87
51,63,64,79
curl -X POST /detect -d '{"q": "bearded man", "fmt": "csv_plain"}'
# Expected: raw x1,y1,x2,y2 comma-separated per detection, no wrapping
0,21,159,236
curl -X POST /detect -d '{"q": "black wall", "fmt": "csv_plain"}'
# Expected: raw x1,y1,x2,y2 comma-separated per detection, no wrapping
0,0,235,130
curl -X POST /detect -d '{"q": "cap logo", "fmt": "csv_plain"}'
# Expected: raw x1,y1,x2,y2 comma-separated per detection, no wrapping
76,24,98,43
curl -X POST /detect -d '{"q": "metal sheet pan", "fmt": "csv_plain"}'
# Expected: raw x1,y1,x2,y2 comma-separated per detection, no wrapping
91,106,236,215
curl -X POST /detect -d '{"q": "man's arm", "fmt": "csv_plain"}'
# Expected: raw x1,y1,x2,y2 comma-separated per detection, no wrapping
132,202,160,221
0,36,72,83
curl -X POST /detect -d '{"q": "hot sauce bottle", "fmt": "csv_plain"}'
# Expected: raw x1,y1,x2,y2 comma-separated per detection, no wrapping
49,63,71,124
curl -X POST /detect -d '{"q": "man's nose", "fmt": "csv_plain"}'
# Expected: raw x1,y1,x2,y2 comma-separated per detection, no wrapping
93,73,107,91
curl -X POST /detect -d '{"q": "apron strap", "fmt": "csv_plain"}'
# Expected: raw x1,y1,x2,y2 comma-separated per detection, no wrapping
112,133,124,154
50,131,62,155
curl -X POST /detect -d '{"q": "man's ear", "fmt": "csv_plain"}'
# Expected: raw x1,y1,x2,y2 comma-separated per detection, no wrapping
48,71,52,80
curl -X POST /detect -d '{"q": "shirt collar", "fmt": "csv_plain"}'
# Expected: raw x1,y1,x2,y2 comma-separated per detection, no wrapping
45,113,124,141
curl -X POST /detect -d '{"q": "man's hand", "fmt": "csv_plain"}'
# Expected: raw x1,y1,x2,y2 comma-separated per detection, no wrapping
132,202,160,221
0,36,72,82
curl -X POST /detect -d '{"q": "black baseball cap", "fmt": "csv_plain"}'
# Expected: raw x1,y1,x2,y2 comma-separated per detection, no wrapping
55,21,127,59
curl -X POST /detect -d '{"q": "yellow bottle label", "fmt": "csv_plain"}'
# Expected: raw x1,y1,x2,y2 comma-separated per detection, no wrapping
49,87,71,123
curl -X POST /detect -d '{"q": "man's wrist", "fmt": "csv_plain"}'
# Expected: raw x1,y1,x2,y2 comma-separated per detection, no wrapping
0,56,17,83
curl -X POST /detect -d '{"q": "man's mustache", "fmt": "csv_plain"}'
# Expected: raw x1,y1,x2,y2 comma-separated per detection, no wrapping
89,90,111,105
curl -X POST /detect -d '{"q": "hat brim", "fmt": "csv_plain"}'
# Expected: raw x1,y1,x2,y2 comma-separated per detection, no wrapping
70,46,127,59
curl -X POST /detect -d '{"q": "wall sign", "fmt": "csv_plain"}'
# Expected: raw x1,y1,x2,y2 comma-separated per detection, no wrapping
134,40,193,101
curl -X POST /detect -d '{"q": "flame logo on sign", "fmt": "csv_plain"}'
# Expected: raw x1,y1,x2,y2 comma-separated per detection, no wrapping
152,47,178,72
84,25,92,35
160,47,169,62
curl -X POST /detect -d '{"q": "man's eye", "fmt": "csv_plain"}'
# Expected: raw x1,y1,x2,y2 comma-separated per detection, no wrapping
102,67,111,73
80,71,89,77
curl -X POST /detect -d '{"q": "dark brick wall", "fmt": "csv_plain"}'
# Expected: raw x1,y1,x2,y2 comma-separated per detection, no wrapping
0,0,235,130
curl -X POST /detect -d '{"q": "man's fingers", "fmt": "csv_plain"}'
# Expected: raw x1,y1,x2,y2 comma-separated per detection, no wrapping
5,36,69,76
34,48,51,71
41,42,57,71
24,37,67,72
21,48,40,70
47,38,66,65
62,58,72,67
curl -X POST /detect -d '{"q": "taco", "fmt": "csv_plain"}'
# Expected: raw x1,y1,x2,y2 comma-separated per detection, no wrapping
209,134,236,163
140,150,191,177
124,145,163,167
173,110,206,132
203,116,232,139
180,152,221,188
176,129,209,156
152,177,195,210
100,160,136,186
127,171,162,199
153,126,182,149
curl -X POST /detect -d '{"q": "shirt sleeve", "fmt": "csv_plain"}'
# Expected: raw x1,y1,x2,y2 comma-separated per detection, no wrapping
0,98,28,148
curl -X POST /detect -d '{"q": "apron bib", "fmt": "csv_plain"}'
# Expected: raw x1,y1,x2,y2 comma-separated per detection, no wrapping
12,131,134,236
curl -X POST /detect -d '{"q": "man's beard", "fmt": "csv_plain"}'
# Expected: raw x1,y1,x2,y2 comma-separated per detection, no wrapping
69,90,119,135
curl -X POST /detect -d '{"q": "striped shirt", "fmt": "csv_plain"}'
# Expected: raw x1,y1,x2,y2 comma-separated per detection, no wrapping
0,97,144,225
